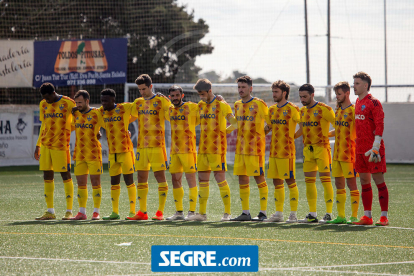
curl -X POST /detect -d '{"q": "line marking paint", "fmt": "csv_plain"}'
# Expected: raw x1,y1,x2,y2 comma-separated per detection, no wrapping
0,256,150,265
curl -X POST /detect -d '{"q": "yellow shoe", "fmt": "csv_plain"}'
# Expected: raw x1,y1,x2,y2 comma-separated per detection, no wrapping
35,211,56,220
62,211,73,220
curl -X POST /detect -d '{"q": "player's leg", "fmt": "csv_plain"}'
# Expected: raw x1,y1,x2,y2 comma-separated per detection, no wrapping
196,154,211,220
285,178,299,223
166,172,185,220
90,174,102,220
123,172,138,219
264,178,284,222
353,153,373,225
71,171,88,220
35,166,56,220
252,173,268,221
184,171,199,220
135,148,150,219
372,171,389,226
214,170,231,221
328,160,346,224
118,151,137,219
103,154,122,220
300,146,318,223
346,175,359,224
53,149,74,220
150,147,170,220
316,147,334,223
231,154,251,221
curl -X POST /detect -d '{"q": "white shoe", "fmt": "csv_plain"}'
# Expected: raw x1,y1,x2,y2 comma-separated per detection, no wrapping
285,213,298,223
264,213,284,222
184,211,195,220
166,212,185,221
221,213,231,221
319,213,332,224
185,213,207,221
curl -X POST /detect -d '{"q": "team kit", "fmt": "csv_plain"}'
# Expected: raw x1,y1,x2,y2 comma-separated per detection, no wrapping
33,71,389,226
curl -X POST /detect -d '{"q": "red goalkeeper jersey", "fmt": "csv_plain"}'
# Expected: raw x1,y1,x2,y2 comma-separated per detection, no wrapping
355,94,385,154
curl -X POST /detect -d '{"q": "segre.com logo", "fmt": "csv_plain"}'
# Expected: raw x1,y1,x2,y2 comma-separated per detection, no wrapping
151,245,258,272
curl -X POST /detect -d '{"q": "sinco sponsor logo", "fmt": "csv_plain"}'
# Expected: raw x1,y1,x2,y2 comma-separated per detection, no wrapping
271,119,287,125
302,121,319,127
335,121,350,127
170,115,185,121
138,110,158,115
237,116,253,121
200,114,216,119
104,116,121,122
355,114,365,120
45,113,64,119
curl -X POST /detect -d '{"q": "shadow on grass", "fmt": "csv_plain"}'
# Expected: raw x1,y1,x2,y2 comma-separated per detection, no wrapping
6,220,375,232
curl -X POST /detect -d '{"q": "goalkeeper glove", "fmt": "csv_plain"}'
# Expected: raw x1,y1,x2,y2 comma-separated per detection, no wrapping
365,136,382,163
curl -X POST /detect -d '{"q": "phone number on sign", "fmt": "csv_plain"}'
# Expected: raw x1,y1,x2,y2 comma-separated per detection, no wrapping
67,79,96,85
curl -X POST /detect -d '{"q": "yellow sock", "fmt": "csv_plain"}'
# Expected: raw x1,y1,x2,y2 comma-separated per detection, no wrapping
63,179,74,211
92,185,102,209
137,183,148,213
239,184,250,211
336,189,347,218
77,186,88,208
173,187,184,211
274,184,285,212
320,176,334,214
111,184,121,214
127,183,136,214
350,189,360,218
44,179,54,208
218,180,231,214
288,182,299,212
198,182,210,215
189,186,198,212
158,182,168,213
305,177,317,213
257,182,268,211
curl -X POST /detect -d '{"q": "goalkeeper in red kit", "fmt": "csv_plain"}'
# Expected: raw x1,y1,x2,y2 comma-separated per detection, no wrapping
352,71,389,226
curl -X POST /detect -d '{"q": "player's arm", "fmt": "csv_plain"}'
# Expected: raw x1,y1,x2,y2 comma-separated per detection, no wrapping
194,104,200,126
225,113,238,134
365,100,385,163
129,115,137,124
34,122,45,160
264,109,272,135
294,123,303,139
323,106,336,126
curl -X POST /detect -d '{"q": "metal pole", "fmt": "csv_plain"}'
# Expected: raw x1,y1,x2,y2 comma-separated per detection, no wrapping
384,0,388,102
304,0,310,83
327,0,331,102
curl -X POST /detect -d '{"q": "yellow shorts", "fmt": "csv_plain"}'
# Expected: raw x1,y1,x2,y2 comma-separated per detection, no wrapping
74,160,103,176
197,153,227,172
332,160,356,178
135,147,168,172
108,151,135,176
268,157,296,179
169,153,197,174
39,147,70,172
303,145,331,173
233,154,264,176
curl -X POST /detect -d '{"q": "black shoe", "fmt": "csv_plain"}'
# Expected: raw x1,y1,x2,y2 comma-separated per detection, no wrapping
251,212,267,221
298,213,319,223
230,213,252,221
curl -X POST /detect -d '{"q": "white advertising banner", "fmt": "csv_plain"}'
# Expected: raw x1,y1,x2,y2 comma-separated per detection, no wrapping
0,40,34,88
0,106,34,166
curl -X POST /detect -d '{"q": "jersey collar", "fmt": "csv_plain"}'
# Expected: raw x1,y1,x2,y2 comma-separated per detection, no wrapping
54,95,63,103
307,101,318,109
208,96,216,104
146,94,156,100
341,104,353,110
242,97,254,104
82,108,93,114
277,101,289,108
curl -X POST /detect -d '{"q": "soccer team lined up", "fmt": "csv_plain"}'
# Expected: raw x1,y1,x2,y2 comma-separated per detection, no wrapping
34,71,389,226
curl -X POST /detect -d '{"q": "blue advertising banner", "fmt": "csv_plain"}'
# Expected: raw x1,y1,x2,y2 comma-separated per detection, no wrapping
151,245,259,272
33,38,127,87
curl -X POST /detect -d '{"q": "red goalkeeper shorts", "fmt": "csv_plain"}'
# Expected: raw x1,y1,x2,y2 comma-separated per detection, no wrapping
355,153,387,174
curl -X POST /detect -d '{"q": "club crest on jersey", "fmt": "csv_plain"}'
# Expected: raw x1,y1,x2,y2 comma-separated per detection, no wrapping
301,112,304,117
313,110,319,117
283,110,288,116
271,112,274,115
179,108,184,113
153,102,158,107
87,115,92,121
344,114,348,119
249,105,254,111
139,104,142,107
361,105,366,111
76,117,79,120
115,108,120,114
59,104,64,110
44,106,48,110
212,106,216,111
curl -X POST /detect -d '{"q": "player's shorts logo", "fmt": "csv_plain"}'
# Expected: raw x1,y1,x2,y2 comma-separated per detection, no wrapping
361,105,366,111
59,104,64,110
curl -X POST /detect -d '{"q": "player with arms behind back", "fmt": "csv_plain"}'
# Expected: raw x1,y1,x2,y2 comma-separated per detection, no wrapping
327,82,360,224
34,83,75,220
352,72,389,226
231,76,269,221
264,80,300,223
190,78,236,221
70,90,103,220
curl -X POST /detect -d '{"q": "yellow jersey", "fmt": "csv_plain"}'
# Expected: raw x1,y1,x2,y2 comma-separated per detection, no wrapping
333,104,356,163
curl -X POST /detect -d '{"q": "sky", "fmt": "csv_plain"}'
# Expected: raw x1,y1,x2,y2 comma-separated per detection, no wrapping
176,0,414,102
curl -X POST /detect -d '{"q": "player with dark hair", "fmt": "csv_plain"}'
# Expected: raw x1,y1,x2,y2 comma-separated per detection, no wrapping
189,78,237,221
230,76,269,221
70,90,103,220
264,80,300,223
352,71,389,226
98,88,137,220
327,82,360,224
128,74,172,220
34,83,76,220
296,83,335,223
165,85,200,221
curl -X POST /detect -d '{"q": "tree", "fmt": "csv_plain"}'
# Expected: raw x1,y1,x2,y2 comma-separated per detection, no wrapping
0,0,213,83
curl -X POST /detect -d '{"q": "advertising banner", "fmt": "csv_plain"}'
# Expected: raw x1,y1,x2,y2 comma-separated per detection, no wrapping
33,38,127,87
0,40,34,88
